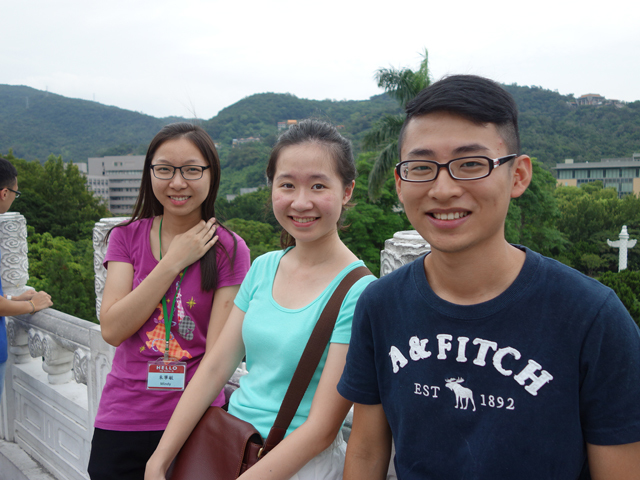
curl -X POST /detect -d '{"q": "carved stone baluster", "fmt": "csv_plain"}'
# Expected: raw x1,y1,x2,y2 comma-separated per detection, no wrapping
380,230,431,277
6,318,29,363
73,349,89,385
29,329,74,384
0,212,29,296
93,217,129,321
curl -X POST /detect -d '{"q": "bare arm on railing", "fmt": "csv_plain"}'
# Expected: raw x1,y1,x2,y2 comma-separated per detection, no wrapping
1,290,52,316
100,218,217,346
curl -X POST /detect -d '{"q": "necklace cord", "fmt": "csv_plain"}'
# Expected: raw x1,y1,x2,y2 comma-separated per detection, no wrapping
159,217,189,361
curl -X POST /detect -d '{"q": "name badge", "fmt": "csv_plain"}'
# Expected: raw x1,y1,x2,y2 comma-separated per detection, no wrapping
147,360,187,391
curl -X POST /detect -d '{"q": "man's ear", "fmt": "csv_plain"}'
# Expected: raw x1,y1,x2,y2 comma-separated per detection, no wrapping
510,155,532,199
395,170,405,204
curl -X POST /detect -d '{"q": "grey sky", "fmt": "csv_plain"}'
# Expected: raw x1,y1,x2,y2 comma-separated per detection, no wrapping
2,0,638,119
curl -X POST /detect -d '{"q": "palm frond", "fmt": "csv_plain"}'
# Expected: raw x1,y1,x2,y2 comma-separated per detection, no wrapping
366,48,432,200
368,140,399,201
375,49,431,108
362,114,406,151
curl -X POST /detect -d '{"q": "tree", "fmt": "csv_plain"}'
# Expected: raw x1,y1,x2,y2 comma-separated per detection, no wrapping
0,152,110,321
504,158,567,256
27,232,97,322
363,49,431,200
598,270,640,326
223,218,279,262
216,188,277,228
553,182,640,273
341,153,411,276
8,154,110,241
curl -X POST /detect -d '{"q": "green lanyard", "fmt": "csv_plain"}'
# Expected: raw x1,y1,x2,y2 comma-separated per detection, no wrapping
159,218,188,361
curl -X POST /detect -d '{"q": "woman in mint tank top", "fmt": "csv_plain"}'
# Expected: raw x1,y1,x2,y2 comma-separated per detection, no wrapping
146,120,376,480
88,123,251,480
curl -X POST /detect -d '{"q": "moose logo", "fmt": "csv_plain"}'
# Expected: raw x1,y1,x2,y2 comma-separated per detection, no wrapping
445,377,476,412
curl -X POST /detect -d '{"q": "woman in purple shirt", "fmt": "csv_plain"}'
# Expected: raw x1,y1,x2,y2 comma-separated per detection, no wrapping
87,123,250,480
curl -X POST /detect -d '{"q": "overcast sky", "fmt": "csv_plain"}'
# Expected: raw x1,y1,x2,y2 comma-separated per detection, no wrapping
2,0,638,119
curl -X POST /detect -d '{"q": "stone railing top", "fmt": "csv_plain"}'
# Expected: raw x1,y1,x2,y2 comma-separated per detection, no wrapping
389,230,430,248
380,230,430,277
9,308,98,351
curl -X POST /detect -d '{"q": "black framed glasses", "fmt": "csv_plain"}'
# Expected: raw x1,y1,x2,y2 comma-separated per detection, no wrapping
150,164,210,180
6,187,21,198
396,155,517,183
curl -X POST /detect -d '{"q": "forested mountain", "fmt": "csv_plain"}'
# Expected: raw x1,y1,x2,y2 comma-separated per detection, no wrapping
0,85,179,161
201,92,400,147
505,85,640,167
1,83,639,192
3,83,640,321
202,92,402,194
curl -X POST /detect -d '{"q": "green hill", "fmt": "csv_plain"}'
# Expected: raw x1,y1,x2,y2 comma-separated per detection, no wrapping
202,92,400,146
1,83,639,193
0,84,176,162
504,85,640,167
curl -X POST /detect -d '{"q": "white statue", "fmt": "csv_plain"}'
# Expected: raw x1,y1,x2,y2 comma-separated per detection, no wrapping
607,225,637,271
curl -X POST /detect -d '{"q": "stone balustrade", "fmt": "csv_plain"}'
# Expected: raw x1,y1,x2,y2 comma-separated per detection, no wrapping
0,214,118,480
0,214,430,480
380,230,431,276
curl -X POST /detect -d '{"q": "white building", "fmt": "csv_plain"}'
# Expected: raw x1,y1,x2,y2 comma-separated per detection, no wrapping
87,156,145,215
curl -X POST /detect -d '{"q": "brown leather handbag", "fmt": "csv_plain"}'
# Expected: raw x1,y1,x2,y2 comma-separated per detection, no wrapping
169,266,371,480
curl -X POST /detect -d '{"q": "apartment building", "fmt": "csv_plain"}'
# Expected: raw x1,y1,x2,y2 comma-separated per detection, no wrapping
554,153,640,197
87,155,145,215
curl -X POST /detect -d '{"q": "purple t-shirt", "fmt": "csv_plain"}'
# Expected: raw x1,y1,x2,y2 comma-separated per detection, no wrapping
94,217,250,431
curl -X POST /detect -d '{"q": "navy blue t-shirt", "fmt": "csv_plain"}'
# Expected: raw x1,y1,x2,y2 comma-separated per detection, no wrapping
338,248,640,479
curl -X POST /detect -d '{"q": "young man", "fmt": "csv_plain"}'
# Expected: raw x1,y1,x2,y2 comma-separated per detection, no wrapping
0,158,53,399
338,75,640,479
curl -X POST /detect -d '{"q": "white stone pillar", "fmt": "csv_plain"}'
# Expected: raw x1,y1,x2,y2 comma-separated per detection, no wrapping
607,225,637,272
380,230,430,277
92,217,129,321
0,213,29,296
0,213,29,441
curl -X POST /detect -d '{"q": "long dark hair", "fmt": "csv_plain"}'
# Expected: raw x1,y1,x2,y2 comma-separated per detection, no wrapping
109,122,235,291
266,120,356,248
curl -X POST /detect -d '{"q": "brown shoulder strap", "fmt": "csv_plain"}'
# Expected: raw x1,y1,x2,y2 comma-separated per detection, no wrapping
261,266,371,454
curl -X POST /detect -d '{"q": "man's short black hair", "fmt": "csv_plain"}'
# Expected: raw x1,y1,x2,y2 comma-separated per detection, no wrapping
0,158,18,190
399,75,520,159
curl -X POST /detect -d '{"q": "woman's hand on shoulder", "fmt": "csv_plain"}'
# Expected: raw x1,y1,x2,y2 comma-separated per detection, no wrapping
164,218,218,269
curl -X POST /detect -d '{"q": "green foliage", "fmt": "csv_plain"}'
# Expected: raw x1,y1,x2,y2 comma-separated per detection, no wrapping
0,84,175,162
0,151,109,321
216,188,277,227
553,182,640,273
504,84,640,169
218,142,271,196
27,232,97,322
217,189,280,262
224,218,279,262
505,158,567,256
8,154,110,241
341,153,411,276
597,270,640,326
364,49,431,199
202,92,401,151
